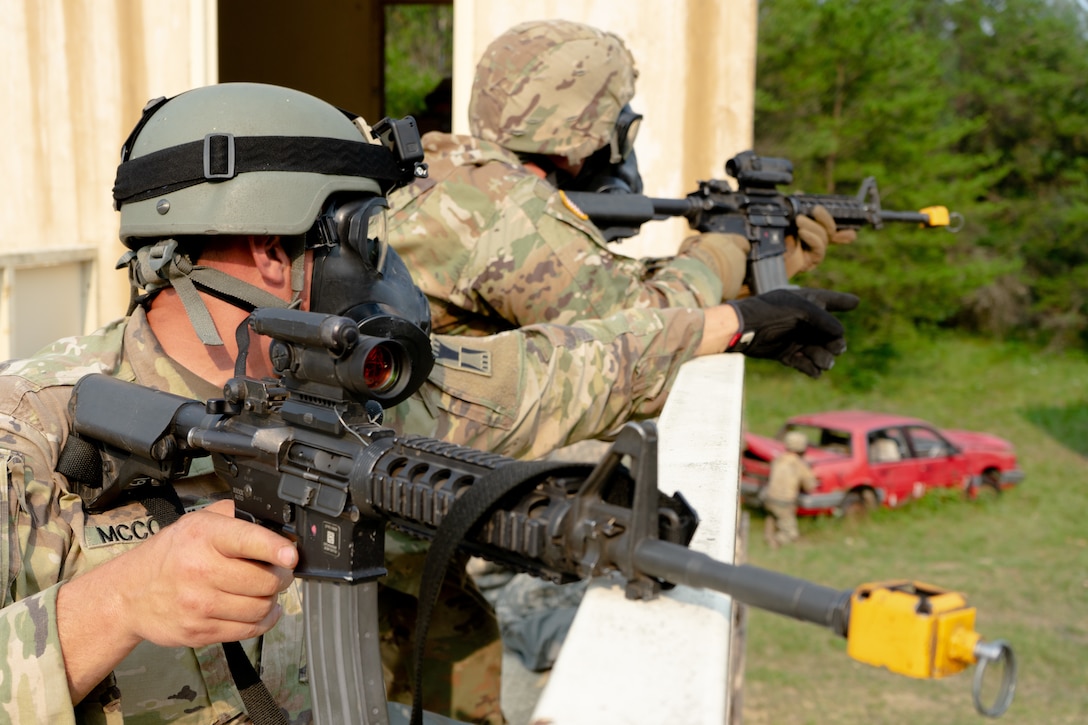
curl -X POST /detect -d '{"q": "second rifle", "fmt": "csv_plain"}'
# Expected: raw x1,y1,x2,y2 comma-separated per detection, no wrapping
564,149,962,294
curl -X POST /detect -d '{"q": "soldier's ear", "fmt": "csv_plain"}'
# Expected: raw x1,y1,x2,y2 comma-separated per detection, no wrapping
249,235,292,293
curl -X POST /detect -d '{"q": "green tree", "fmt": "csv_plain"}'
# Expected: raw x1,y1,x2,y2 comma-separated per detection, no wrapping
384,4,453,118
755,0,1088,380
756,0,1004,386
941,0,1088,347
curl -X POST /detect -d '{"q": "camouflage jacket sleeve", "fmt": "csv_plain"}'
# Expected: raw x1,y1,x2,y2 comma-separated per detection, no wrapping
387,133,725,335
0,373,123,724
0,315,313,724
385,306,706,460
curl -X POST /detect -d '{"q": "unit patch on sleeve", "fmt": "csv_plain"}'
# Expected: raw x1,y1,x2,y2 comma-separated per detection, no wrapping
431,338,493,376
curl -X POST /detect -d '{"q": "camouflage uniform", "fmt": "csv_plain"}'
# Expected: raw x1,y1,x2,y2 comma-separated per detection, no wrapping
763,451,818,547
383,124,733,679
0,309,311,725
0,303,707,723
470,562,586,673
386,132,738,337
385,20,750,339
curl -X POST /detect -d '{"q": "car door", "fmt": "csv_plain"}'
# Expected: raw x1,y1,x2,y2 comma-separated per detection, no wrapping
865,427,922,506
901,425,965,491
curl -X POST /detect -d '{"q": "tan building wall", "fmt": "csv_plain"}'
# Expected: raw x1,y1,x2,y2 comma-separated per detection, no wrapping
1,0,216,359
1,0,755,360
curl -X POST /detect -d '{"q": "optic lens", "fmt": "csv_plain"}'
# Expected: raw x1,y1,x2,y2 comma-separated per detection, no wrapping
363,343,399,393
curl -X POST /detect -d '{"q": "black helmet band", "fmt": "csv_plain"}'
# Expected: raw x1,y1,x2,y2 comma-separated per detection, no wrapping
113,134,417,211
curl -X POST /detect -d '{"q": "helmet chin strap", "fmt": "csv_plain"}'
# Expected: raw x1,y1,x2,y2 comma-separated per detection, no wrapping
121,238,302,346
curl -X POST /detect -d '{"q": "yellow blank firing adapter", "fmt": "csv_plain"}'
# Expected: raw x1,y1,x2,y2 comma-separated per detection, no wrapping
846,580,1017,718
920,205,965,231
920,206,951,226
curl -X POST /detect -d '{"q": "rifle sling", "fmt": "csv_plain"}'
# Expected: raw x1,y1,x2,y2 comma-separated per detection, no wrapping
139,488,291,724
409,459,593,725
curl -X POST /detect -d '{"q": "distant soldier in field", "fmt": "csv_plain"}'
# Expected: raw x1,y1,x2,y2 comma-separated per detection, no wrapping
764,430,819,548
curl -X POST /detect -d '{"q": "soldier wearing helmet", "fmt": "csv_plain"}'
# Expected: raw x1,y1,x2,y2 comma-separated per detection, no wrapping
0,80,856,723
763,430,819,549
0,81,462,725
387,18,856,360
386,18,857,676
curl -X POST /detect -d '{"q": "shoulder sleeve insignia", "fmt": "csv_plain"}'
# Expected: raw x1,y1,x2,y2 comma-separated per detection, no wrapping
431,338,492,376
558,190,590,221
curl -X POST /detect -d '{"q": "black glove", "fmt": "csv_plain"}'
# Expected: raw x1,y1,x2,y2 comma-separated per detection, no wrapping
725,288,860,378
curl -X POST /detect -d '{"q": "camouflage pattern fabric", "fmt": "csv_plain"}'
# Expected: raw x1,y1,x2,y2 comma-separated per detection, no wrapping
387,305,707,460
380,549,503,720
0,311,490,724
387,132,728,337
468,19,636,162
0,310,311,725
0,301,707,723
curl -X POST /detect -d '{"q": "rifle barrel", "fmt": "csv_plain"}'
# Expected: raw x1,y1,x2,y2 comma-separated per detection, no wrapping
634,538,852,636
878,210,932,224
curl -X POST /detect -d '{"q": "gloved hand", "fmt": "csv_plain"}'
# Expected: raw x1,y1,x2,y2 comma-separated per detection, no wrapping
785,205,857,278
678,232,751,301
725,288,860,378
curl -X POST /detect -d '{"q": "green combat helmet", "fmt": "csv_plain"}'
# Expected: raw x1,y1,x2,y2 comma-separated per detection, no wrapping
114,83,392,243
469,19,638,165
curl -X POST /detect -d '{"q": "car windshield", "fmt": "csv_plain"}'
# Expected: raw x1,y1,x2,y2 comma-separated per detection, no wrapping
781,423,852,456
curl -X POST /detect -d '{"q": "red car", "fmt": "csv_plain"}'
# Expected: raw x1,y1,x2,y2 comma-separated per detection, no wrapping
741,410,1024,516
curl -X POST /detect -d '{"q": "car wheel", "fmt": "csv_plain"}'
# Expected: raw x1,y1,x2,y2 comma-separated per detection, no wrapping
967,470,1002,501
839,489,877,518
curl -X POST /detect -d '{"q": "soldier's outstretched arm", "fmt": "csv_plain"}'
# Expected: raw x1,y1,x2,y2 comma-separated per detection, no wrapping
387,290,857,459
387,152,747,333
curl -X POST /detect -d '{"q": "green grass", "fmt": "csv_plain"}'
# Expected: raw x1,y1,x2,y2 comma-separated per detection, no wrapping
739,334,1088,725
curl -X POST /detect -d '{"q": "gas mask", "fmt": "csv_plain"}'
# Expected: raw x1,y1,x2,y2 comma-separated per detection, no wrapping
565,104,644,195
307,192,434,407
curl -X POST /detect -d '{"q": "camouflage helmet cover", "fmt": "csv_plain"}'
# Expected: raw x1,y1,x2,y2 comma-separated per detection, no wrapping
469,19,638,163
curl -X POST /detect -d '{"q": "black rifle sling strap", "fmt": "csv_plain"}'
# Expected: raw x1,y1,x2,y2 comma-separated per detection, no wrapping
145,494,289,725
56,438,289,725
409,460,594,725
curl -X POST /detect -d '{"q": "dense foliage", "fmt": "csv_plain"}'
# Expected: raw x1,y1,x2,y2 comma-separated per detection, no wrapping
755,0,1088,372
383,4,453,119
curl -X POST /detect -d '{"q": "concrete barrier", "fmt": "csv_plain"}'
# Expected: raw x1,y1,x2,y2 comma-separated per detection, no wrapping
532,353,745,724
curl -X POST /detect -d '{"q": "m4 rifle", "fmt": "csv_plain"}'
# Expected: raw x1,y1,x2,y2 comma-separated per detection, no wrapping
564,150,963,294
63,308,1013,724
